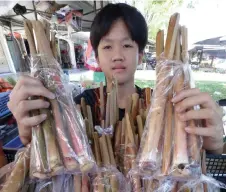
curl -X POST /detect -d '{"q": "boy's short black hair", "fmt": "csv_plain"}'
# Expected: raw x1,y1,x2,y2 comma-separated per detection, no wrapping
90,3,148,56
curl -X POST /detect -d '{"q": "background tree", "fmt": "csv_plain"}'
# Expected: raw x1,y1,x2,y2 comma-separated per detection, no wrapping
143,0,184,40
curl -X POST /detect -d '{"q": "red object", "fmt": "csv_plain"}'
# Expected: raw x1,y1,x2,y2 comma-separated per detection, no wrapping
8,32,21,39
84,40,102,72
0,78,13,93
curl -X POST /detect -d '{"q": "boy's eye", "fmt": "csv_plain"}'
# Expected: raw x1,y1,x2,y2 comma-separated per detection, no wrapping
103,45,111,49
124,44,133,48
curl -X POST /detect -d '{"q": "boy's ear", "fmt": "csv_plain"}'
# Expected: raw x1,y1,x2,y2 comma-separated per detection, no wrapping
138,52,144,64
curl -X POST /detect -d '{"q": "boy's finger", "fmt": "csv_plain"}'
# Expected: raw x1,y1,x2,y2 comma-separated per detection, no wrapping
171,88,200,103
185,126,214,137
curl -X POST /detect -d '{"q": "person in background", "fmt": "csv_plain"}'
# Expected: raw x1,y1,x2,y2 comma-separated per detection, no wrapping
7,3,224,154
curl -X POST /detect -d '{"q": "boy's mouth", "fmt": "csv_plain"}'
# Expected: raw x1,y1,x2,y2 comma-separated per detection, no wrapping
112,65,126,73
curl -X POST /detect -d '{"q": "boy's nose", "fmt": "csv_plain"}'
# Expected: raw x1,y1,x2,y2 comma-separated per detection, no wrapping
112,47,124,62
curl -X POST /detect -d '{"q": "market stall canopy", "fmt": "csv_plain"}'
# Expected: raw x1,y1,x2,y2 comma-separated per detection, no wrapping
0,1,110,33
189,36,226,59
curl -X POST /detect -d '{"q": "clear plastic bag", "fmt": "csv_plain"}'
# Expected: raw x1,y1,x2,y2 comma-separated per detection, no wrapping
29,55,96,179
127,172,225,192
91,166,129,192
137,57,203,179
0,146,30,192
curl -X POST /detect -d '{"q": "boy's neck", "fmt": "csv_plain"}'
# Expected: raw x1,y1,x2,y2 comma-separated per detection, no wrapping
107,79,136,109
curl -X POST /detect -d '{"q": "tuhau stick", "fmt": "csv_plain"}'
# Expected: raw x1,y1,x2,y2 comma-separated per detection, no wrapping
161,90,173,175
73,175,82,192
99,136,110,166
136,115,144,141
139,13,180,170
145,88,151,109
105,93,110,128
100,82,105,120
172,72,189,172
93,132,102,167
87,105,94,135
81,97,88,118
106,135,116,166
164,13,180,60
131,93,139,123
50,99,79,171
0,146,30,192
110,174,119,192
125,95,132,114
39,108,63,176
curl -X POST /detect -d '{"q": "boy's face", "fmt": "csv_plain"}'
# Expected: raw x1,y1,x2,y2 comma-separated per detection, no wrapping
96,19,143,84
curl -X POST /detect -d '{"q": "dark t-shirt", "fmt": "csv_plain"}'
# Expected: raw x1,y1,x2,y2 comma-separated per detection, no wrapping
74,85,150,126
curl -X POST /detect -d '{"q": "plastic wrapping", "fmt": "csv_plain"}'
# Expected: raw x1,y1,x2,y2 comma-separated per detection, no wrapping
137,56,202,179
127,171,225,192
91,166,129,192
0,146,30,192
29,55,96,179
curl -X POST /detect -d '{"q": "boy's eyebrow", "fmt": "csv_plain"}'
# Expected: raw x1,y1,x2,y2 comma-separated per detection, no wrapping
101,37,132,42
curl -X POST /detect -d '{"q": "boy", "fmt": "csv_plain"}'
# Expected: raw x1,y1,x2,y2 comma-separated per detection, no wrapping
8,3,224,154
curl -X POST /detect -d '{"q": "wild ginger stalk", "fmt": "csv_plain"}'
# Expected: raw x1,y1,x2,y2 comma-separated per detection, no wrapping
172,72,189,173
93,132,102,167
105,93,110,128
61,98,94,173
145,88,151,109
40,108,63,175
81,97,88,118
136,115,143,141
73,175,82,192
99,135,110,166
87,105,94,137
110,175,119,192
138,13,180,170
131,93,139,123
50,99,79,171
106,135,116,166
162,90,173,175
81,175,90,192
100,82,105,120
1,146,30,192
30,109,49,177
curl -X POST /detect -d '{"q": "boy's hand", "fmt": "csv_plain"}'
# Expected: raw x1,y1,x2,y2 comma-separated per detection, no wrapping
7,75,55,146
172,88,224,154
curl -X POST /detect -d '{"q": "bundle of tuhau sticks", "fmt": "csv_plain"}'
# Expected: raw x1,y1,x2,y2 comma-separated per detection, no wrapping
0,146,30,192
137,12,201,178
92,132,126,192
78,77,151,191
24,20,96,179
108,83,150,175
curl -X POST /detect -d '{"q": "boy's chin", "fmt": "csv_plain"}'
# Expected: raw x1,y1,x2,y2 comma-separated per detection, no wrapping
113,74,130,85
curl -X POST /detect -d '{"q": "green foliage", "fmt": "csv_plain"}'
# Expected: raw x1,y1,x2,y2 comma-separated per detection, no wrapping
143,0,184,40
135,80,226,101
6,76,17,87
